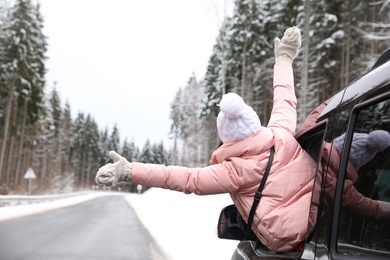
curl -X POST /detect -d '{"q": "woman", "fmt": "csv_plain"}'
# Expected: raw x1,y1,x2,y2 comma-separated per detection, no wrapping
95,26,316,252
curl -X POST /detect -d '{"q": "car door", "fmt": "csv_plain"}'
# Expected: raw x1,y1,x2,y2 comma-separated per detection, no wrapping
324,92,390,259
299,86,390,260
297,50,390,260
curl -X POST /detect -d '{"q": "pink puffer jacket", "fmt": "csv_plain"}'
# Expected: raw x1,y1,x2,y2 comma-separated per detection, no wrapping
132,61,316,252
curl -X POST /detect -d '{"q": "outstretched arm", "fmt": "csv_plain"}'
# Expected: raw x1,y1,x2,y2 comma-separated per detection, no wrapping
267,27,301,135
95,151,244,194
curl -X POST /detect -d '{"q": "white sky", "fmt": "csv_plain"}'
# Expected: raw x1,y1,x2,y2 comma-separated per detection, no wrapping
38,0,233,149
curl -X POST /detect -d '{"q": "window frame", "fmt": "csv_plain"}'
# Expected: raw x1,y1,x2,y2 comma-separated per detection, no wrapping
296,120,328,251
329,91,390,260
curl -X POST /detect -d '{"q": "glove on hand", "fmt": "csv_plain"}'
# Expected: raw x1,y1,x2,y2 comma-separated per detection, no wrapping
274,26,302,63
95,151,132,187
378,201,390,219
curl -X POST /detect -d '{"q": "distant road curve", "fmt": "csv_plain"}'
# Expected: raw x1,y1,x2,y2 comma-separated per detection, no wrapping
0,191,115,222
0,195,167,260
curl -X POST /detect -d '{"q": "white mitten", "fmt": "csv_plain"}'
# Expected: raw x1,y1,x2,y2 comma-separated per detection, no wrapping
378,201,390,218
95,151,133,187
274,26,302,63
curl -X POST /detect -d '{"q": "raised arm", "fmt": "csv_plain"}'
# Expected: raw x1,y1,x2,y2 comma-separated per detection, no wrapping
267,27,301,135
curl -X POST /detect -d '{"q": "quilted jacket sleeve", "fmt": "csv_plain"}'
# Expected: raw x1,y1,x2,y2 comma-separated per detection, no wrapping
131,160,245,195
323,143,381,219
341,178,380,219
267,61,297,135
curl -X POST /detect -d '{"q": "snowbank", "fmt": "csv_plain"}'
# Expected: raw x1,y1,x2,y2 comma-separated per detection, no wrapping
125,188,239,260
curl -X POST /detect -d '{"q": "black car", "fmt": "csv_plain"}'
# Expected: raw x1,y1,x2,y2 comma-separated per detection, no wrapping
231,48,390,260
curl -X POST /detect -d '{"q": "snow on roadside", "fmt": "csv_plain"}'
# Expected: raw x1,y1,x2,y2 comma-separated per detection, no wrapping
125,188,239,260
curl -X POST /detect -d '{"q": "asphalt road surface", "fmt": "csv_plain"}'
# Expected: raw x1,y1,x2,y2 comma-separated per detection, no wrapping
0,195,167,260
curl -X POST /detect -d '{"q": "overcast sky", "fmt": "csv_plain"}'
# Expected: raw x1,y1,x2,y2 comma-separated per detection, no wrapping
38,0,233,149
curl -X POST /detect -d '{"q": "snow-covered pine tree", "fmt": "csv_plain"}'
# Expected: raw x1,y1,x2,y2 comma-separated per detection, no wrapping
0,0,47,193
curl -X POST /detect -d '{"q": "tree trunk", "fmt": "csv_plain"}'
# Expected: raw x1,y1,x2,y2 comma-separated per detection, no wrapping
241,44,247,99
0,85,14,185
5,135,15,192
300,0,311,126
14,99,28,190
345,0,352,85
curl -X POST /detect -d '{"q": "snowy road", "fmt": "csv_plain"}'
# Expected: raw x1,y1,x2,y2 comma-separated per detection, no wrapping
0,196,166,260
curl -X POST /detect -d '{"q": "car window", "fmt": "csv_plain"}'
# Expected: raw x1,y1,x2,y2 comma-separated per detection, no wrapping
336,98,390,257
310,110,353,252
296,122,327,246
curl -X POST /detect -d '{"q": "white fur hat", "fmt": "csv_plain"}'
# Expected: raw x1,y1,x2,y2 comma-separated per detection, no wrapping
217,93,261,143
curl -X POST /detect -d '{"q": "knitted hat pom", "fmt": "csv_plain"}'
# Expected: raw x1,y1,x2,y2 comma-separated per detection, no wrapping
219,93,245,119
368,130,390,152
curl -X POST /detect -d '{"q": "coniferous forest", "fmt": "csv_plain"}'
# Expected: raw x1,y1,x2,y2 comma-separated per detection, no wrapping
0,0,389,195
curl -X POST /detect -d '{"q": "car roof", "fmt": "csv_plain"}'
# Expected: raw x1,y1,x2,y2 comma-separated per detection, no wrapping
318,48,390,121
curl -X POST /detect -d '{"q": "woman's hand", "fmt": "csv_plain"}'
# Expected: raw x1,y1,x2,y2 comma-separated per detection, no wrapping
95,151,133,187
274,26,302,63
